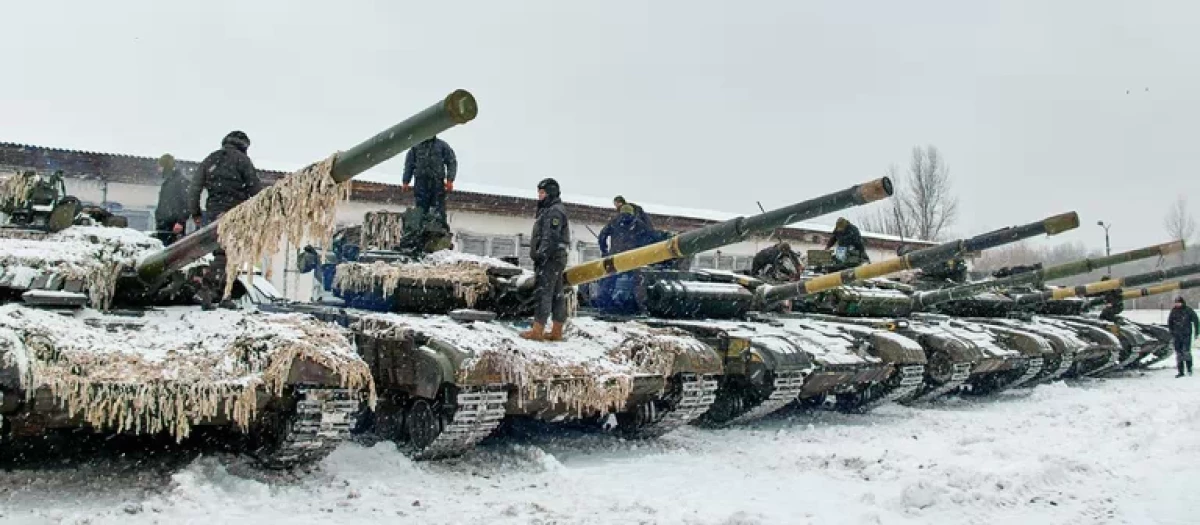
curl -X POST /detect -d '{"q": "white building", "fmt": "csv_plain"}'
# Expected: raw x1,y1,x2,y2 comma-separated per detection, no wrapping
0,142,933,301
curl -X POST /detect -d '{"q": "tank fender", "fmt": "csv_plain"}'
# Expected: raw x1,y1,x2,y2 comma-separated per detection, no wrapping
412,344,456,399
918,332,985,363
869,331,927,365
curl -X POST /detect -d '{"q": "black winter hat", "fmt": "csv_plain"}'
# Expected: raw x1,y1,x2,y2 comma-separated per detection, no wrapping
222,130,251,152
537,178,560,198
1176,296,1186,306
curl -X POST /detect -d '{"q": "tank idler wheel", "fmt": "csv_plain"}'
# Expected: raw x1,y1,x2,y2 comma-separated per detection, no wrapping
404,398,444,452
799,393,827,409
702,390,746,425
927,352,953,385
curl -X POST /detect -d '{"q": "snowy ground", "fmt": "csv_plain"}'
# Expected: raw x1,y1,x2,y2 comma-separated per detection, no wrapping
2,365,1197,525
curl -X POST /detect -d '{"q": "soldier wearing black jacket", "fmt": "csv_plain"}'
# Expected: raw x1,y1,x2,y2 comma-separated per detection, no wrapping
1168,296,1200,377
188,131,262,225
520,178,571,342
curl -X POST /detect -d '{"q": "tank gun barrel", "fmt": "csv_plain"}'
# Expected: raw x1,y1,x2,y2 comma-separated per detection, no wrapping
758,212,1079,304
1012,261,1200,305
1121,277,1200,301
135,89,479,282
560,177,894,286
911,240,1185,309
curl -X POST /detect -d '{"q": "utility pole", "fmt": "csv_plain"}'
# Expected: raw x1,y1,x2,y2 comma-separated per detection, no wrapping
1097,221,1113,273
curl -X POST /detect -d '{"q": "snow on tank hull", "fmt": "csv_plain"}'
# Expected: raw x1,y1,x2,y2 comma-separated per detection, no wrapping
1051,316,1159,375
0,225,376,470
0,304,371,469
1122,321,1174,369
964,316,1098,385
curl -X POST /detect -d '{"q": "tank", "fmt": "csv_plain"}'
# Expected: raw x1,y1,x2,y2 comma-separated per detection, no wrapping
1012,261,1200,373
913,241,1185,384
1114,277,1200,368
0,89,478,469
602,212,1080,421
761,213,1080,409
275,177,897,456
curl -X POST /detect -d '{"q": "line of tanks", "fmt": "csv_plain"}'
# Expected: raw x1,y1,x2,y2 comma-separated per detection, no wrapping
0,88,1193,471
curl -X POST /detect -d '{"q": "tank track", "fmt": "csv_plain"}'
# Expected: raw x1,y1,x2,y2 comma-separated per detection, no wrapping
1045,351,1076,382
624,373,718,438
1133,347,1173,369
1006,357,1045,389
1113,348,1151,371
721,370,808,426
413,385,508,460
907,362,973,403
255,387,360,469
852,364,927,411
1084,348,1124,377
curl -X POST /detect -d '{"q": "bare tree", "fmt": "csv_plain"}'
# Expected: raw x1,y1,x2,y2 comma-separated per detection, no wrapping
900,145,958,241
1164,196,1197,264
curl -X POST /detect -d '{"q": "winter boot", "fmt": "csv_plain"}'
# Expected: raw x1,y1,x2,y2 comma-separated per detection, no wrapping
1188,361,1194,376
1177,362,1185,378
546,322,566,342
519,321,546,341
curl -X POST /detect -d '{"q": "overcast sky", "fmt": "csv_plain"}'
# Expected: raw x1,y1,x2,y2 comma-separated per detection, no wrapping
4,0,1196,251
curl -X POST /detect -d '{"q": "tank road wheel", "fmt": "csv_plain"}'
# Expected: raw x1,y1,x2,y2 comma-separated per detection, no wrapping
403,399,444,452
927,352,954,385
800,394,828,409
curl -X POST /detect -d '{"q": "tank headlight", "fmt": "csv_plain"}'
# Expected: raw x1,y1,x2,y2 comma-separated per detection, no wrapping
726,337,751,355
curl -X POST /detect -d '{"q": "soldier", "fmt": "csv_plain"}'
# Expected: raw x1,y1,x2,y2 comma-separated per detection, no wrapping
824,217,870,266
750,241,804,281
520,178,571,342
188,131,262,226
1167,296,1199,377
401,135,457,226
187,131,263,309
597,204,655,257
1096,276,1125,323
153,154,189,246
612,195,653,230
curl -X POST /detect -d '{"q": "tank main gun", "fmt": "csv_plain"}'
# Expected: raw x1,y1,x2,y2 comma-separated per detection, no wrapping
559,177,895,287
135,89,479,283
911,240,1186,309
756,212,1080,305
1011,261,1200,305
1120,277,1200,301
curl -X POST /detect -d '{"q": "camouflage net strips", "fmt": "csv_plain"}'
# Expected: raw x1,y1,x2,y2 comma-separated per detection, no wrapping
361,211,404,250
0,306,376,441
217,154,351,299
354,315,718,417
0,171,36,210
334,261,492,308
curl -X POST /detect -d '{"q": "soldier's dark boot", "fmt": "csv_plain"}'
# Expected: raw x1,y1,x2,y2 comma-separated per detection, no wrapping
1187,360,1194,376
1177,362,1185,378
547,322,566,342
519,321,546,341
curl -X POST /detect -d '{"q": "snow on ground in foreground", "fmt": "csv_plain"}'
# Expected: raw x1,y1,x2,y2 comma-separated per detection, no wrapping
3,369,1199,524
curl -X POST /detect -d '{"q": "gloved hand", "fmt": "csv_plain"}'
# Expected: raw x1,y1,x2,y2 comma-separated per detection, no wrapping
402,183,411,192
172,223,184,234
192,215,203,227
445,181,454,192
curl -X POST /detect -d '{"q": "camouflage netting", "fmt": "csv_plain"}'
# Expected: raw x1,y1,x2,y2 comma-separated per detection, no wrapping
217,154,351,299
361,211,404,250
0,171,36,210
353,314,718,417
333,251,518,308
0,305,376,441
0,227,163,309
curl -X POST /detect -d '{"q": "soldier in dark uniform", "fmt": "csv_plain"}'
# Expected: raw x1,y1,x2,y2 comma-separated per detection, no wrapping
613,195,653,230
750,242,804,281
1096,276,1125,322
520,178,571,342
402,135,457,227
153,153,189,246
187,131,263,308
1167,296,1199,377
824,217,870,267
597,204,655,256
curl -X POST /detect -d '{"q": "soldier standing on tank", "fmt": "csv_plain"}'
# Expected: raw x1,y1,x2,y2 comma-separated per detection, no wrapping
1167,296,1199,377
824,217,870,265
597,204,654,257
612,195,653,230
402,135,457,227
153,154,189,246
1096,276,1125,323
521,178,571,342
187,131,263,308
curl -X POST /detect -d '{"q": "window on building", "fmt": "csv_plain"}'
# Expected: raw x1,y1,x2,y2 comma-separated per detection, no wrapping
716,254,735,270
577,241,602,262
122,209,153,232
458,232,488,256
489,236,517,259
695,254,715,269
518,244,534,270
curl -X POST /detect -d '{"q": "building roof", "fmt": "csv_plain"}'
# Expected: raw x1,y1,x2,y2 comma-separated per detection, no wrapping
0,141,934,250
